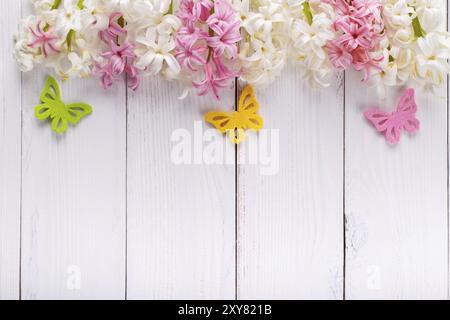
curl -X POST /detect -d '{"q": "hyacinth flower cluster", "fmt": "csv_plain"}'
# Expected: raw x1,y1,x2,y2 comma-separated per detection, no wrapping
14,0,450,101
14,0,181,91
94,13,141,90
175,0,241,99
236,0,289,87
323,0,386,82
289,0,336,87
237,0,337,88
371,0,450,95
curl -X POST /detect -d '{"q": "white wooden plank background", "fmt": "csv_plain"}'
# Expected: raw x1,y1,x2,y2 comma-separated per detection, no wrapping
345,77,448,299
126,79,236,300
345,0,449,299
19,1,127,299
0,0,21,300
447,1,450,300
0,0,449,300
237,72,344,299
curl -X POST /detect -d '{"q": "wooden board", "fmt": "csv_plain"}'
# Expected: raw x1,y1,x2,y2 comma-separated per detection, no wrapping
237,70,345,299
0,0,448,300
20,0,127,297
0,0,22,300
126,79,236,299
345,75,448,299
21,72,127,299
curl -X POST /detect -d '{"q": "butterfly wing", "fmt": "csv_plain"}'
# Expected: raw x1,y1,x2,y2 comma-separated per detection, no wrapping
364,108,391,132
364,89,420,144
237,85,264,132
384,125,402,144
205,85,263,144
364,108,402,144
396,88,420,134
35,103,69,134
40,76,62,105
35,77,63,122
204,112,237,134
35,103,53,121
35,76,65,132
205,111,247,144
34,77,92,134
402,117,420,133
51,116,69,135
396,88,417,114
65,103,93,125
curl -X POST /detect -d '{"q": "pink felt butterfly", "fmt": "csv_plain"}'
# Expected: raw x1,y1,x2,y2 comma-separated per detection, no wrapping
364,88,420,144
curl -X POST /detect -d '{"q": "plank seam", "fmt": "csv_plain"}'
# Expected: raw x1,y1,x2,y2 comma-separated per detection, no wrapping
447,0,449,301
19,68,23,301
343,71,346,301
19,0,23,301
234,77,239,301
125,75,129,301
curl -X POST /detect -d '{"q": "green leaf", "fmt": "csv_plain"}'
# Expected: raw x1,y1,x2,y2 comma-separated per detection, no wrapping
412,16,425,38
35,77,93,135
77,0,85,9
51,0,61,10
303,1,313,26
66,29,76,51
408,6,426,39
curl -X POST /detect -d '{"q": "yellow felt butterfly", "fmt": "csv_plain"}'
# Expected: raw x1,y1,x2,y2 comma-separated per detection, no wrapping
205,85,264,144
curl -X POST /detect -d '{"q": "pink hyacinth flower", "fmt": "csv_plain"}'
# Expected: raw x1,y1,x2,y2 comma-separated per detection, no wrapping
352,46,382,82
193,0,213,22
28,22,60,58
324,0,385,81
324,0,351,16
176,0,240,99
101,42,135,74
352,0,383,20
175,37,208,71
125,63,140,91
325,40,353,70
177,25,209,44
206,0,236,30
193,62,229,100
208,21,241,59
94,41,140,91
100,12,127,43
335,20,372,50
178,0,197,26
213,56,239,79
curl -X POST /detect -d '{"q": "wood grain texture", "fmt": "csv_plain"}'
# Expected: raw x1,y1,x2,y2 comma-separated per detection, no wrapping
126,79,236,299
21,69,127,299
447,0,449,300
237,69,345,299
20,0,127,298
0,0,21,300
21,71,127,299
1,0,449,301
345,77,448,298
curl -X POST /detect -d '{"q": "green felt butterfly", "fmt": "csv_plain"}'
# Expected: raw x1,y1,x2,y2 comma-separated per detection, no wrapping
35,77,92,134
